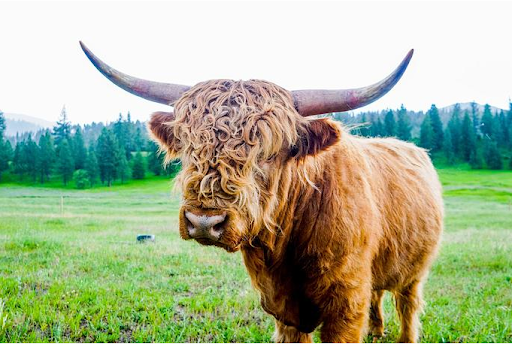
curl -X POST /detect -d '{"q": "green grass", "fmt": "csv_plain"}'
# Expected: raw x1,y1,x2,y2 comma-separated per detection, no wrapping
0,167,511,342
0,171,173,191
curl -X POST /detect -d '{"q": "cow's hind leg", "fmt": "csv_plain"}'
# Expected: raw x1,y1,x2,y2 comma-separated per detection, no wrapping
394,281,424,343
273,320,312,343
369,289,385,339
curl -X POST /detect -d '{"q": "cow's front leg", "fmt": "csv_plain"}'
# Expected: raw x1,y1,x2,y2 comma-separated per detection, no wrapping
273,320,313,343
369,289,385,339
319,284,371,343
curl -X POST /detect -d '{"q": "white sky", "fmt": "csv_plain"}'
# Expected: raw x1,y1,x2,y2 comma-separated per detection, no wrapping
1,1,511,124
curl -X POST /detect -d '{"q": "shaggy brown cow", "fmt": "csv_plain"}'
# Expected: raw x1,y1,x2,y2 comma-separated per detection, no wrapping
81,42,443,343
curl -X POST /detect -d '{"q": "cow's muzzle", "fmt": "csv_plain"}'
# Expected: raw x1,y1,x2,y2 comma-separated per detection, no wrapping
184,210,227,242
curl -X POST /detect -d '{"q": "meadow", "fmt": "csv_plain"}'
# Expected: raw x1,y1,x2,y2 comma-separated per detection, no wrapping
0,167,511,342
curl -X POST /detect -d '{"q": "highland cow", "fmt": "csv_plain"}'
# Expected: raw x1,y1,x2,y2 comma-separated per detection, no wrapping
81,42,443,343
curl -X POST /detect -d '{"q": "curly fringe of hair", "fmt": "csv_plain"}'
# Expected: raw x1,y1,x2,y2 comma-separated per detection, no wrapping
171,79,306,236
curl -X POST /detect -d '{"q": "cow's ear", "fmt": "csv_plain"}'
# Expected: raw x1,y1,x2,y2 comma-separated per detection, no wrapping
291,118,341,158
148,111,180,158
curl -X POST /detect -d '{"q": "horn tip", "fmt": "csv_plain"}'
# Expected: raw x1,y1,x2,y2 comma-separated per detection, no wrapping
79,41,93,60
398,49,414,73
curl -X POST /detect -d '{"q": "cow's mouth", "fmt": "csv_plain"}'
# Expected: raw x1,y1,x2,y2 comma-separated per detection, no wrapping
193,237,241,253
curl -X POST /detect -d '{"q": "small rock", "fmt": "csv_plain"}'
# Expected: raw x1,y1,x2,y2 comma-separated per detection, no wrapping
137,234,155,243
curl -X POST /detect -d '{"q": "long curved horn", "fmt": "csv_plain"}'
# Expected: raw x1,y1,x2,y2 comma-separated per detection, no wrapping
80,41,190,105
292,49,414,116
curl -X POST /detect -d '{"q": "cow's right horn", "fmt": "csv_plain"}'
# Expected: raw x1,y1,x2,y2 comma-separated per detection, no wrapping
80,41,190,105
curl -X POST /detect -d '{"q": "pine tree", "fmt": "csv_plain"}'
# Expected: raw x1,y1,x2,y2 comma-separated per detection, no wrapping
132,151,146,179
5,140,13,159
443,128,455,165
147,141,165,176
460,111,477,161
383,110,396,137
428,104,444,151
97,128,118,187
471,102,481,138
359,114,371,137
507,102,512,150
371,117,384,137
72,126,87,170
125,112,135,154
53,106,72,146
116,146,131,184
13,141,27,178
0,139,13,180
483,138,502,170
498,110,509,148
480,104,494,138
134,126,146,151
491,110,503,144
0,111,12,180
57,139,74,185
396,105,411,141
113,113,125,146
85,146,100,187
25,135,39,182
447,104,462,156
37,131,55,183
0,110,6,138
509,125,512,151
469,149,483,169
113,113,133,160
419,115,434,150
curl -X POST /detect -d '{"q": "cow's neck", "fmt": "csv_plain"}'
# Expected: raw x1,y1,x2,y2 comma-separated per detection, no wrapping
240,147,339,331
251,147,336,258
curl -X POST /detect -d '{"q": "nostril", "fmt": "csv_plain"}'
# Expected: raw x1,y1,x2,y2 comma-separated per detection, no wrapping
212,216,228,233
209,213,227,227
184,211,194,226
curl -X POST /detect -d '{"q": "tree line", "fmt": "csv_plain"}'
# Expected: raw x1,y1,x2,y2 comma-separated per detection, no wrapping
333,102,512,170
0,107,180,187
1,102,512,187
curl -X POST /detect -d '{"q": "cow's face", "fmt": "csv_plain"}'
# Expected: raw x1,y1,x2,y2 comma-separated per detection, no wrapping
149,79,340,252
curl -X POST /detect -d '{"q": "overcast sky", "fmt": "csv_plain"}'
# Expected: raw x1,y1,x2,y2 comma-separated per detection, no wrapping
1,1,511,124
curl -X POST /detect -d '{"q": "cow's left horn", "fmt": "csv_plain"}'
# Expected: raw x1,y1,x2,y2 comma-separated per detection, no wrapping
80,41,190,105
292,49,414,116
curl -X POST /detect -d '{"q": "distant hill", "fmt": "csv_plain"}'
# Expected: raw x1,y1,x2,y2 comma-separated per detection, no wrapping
439,102,505,116
437,103,506,126
4,113,55,137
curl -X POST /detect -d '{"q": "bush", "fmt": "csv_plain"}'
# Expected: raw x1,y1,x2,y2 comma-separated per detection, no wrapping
73,169,90,189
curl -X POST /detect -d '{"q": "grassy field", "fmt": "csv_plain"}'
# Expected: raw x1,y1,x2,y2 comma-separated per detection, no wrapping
0,167,511,342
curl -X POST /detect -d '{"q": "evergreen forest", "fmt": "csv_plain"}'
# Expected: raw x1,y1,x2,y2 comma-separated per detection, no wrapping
1,101,511,188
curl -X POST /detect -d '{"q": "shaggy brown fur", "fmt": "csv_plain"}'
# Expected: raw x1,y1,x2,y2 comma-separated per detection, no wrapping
149,79,443,343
